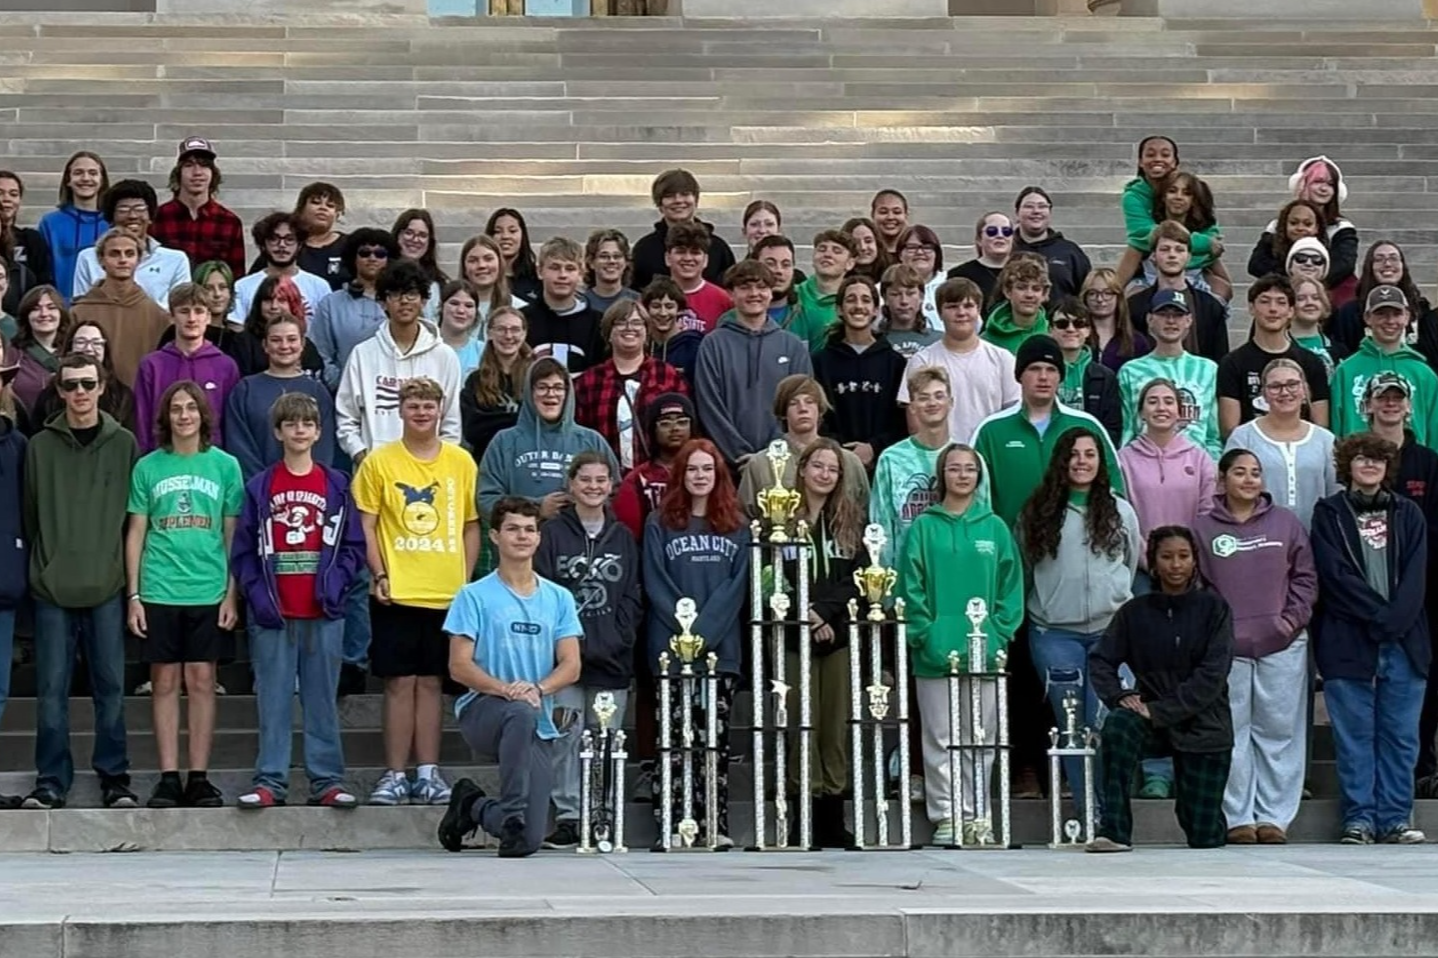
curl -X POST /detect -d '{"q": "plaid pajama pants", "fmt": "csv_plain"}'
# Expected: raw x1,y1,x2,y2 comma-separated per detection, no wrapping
1098,708,1230,848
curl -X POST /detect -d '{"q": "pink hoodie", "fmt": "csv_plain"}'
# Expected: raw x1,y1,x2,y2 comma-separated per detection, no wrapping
1118,432,1216,556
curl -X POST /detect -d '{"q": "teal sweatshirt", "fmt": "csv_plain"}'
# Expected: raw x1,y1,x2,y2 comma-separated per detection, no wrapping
870,436,993,566
1117,350,1223,460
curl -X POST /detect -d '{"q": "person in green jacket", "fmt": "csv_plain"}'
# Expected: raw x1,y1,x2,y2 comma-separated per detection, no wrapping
1330,285,1438,444
971,334,1124,527
789,229,856,351
981,256,1050,356
898,441,1022,847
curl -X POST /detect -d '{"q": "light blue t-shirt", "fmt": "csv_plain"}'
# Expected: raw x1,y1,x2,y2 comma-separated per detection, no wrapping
444,572,582,740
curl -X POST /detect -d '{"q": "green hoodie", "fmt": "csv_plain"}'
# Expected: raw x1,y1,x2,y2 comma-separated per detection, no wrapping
1122,175,1219,268
971,402,1124,526
1057,348,1093,409
791,276,839,351
24,410,139,607
1330,337,1438,444
980,301,1049,356
897,499,1023,677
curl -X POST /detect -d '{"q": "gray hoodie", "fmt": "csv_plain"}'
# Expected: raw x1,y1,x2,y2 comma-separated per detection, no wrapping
1021,494,1142,635
478,363,620,519
693,311,812,465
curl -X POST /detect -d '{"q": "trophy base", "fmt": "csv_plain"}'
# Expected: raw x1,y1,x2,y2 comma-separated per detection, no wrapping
1047,842,1088,851
845,843,924,852
650,841,730,853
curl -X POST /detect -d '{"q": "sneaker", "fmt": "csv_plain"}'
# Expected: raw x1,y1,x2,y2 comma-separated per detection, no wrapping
1226,825,1258,844
411,772,452,806
1255,823,1287,845
931,821,956,846
1086,836,1133,853
238,786,285,810
1379,823,1426,844
0,794,20,810
100,779,138,809
309,787,359,809
498,816,532,858
713,832,735,850
337,663,368,698
1340,824,1375,845
133,680,152,696
437,778,484,852
908,774,925,804
183,776,224,808
21,788,64,810
1138,776,1173,799
214,683,227,696
962,818,996,846
368,770,411,806
147,777,184,809
544,820,581,848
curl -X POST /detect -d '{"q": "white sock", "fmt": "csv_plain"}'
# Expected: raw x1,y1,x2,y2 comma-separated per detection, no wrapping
417,764,438,781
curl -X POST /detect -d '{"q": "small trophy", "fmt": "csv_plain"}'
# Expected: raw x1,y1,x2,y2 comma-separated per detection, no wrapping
853,523,897,623
1046,689,1098,849
671,598,704,666
578,690,627,854
756,439,802,543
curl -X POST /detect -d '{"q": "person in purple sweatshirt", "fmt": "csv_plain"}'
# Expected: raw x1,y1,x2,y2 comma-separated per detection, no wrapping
133,283,241,452
1192,448,1317,845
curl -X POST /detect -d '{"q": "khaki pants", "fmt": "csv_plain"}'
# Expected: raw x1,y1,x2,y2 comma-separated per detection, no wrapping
783,646,851,797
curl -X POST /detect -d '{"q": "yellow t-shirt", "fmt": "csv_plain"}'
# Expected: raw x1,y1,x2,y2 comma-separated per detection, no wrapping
353,440,478,609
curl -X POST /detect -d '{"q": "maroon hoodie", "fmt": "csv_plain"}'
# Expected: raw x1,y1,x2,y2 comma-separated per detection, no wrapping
1192,493,1318,659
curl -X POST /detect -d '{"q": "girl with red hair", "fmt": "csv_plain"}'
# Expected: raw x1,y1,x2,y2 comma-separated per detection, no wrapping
642,438,751,847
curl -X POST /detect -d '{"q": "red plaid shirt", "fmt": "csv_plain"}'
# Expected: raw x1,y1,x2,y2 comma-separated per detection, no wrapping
150,197,247,278
572,356,689,467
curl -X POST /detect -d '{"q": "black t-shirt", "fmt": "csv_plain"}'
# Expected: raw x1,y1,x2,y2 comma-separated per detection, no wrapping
1216,340,1331,424
71,422,101,447
946,260,1003,308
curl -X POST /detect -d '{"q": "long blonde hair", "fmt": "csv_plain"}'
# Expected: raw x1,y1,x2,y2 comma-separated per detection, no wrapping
458,233,514,316
470,306,532,408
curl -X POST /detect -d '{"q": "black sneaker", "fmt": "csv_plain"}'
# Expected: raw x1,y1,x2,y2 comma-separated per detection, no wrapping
1340,824,1375,845
183,776,224,808
0,794,20,810
337,663,368,698
147,776,184,809
437,778,484,853
21,788,64,810
543,820,581,849
498,817,532,858
101,779,138,809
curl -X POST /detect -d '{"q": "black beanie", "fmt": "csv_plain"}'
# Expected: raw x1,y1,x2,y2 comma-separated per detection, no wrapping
1014,334,1065,381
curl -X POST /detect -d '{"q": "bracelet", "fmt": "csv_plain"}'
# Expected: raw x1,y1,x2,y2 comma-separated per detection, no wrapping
372,572,388,581
128,593,141,602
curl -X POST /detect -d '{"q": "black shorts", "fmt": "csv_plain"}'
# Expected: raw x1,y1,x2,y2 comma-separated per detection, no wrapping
369,600,451,679
140,602,233,665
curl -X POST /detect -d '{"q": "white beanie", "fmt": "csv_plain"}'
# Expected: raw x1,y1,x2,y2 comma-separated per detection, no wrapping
1286,236,1330,278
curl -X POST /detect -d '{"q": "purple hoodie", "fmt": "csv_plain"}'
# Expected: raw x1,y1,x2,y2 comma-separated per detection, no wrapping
1193,493,1318,659
132,342,242,452
1117,432,1217,552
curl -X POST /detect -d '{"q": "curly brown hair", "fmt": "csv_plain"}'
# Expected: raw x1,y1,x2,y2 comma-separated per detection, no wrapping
1018,428,1126,563
1270,198,1326,265
1335,432,1400,490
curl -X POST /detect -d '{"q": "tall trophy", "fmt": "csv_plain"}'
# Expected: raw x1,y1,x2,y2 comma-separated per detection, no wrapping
1046,690,1098,849
578,691,627,854
656,599,722,852
845,524,915,851
748,442,814,850
943,597,1015,850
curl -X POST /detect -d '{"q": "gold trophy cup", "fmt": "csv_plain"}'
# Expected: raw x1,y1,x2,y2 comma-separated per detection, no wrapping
853,523,898,622
755,439,802,543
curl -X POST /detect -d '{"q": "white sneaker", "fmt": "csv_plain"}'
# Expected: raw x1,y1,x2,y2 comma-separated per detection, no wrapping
368,770,411,806
931,821,956,846
713,833,735,850
412,771,452,805
133,680,152,696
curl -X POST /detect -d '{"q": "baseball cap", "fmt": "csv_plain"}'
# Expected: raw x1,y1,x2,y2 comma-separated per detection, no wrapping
177,136,216,160
1150,289,1192,314
1365,372,1413,401
1365,285,1408,313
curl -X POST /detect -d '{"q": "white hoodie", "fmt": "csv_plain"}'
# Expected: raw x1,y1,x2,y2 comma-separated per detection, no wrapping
335,320,462,457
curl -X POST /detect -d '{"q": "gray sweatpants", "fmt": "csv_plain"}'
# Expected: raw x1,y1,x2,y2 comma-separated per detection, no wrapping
915,676,997,825
551,685,630,823
458,695,555,854
1224,635,1309,831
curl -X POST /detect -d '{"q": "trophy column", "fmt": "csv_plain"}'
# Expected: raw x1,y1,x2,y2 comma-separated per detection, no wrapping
578,691,627,854
654,599,722,852
943,598,1017,850
1046,690,1098,849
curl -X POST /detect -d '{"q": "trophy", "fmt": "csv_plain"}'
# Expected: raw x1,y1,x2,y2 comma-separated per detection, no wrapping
853,523,898,622
748,516,814,851
655,599,722,852
755,439,802,544
1047,690,1098,849
941,598,1015,850
578,691,628,854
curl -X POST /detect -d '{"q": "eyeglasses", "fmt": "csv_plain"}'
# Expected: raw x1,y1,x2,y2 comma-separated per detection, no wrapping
1353,455,1387,467
983,226,1015,238
656,415,692,427
534,384,567,396
266,234,299,247
1264,380,1304,394
489,324,525,336
1372,254,1403,266
1291,253,1326,266
1051,318,1089,331
901,243,935,254
58,378,99,393
386,291,424,303
1084,289,1117,300
356,246,390,260
400,229,430,243
71,336,105,350
944,464,980,476
112,204,149,218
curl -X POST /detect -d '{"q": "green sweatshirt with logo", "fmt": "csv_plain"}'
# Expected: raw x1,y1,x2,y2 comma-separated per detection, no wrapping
971,403,1124,527
980,301,1049,356
1330,337,1438,444
790,276,839,352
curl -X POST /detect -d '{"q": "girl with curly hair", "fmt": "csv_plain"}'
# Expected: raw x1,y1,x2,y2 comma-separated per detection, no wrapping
1017,427,1141,819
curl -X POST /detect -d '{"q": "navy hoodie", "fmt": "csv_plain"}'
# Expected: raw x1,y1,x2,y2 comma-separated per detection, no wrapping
0,417,27,608
535,505,643,689
642,512,751,676
224,372,337,479
811,334,908,459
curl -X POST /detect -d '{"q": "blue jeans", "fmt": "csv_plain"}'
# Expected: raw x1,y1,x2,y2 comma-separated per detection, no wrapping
250,617,346,800
341,569,371,668
1029,626,1103,815
1325,641,1427,833
0,608,15,728
34,595,128,795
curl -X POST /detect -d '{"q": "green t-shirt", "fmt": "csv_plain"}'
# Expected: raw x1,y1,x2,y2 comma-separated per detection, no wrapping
127,446,245,606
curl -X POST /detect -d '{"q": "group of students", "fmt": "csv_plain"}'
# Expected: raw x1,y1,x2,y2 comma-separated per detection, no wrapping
0,132,1433,855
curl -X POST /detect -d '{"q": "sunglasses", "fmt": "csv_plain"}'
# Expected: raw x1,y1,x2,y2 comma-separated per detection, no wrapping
356,246,390,260
1051,318,1089,330
983,226,1015,238
1291,252,1326,266
59,378,99,393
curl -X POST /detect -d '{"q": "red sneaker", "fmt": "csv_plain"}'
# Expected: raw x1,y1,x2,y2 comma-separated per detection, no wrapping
237,786,283,810
310,786,359,809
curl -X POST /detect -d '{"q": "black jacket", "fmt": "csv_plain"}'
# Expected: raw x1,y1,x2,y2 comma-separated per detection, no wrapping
534,506,643,689
459,367,521,466
1015,230,1092,301
780,514,862,657
1090,587,1235,753
1247,222,1359,288
1080,360,1122,446
1128,282,1230,365
0,416,27,608
522,299,604,376
1311,490,1430,682
812,334,908,459
631,218,738,292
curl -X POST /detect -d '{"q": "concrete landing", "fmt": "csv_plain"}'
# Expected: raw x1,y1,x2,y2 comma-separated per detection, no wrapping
5,846,1438,957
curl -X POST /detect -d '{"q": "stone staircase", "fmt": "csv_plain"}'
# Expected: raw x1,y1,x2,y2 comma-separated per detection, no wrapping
3,11,1438,849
